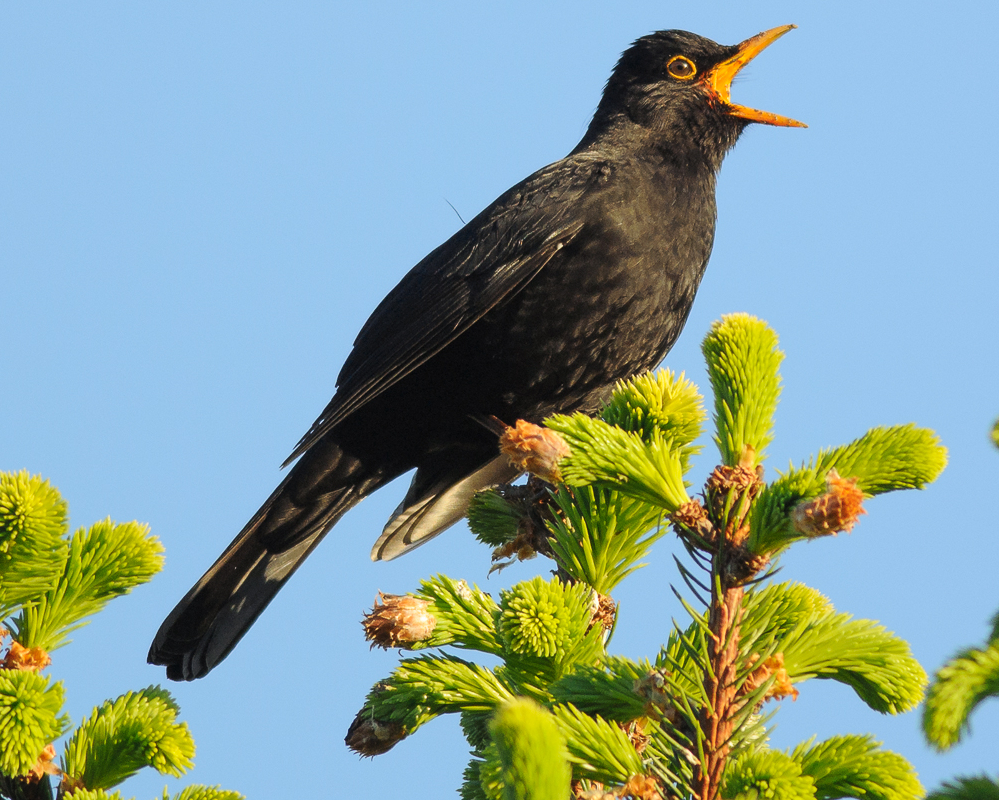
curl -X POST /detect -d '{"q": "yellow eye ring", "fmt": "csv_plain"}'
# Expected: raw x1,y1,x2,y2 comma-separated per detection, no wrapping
666,56,696,80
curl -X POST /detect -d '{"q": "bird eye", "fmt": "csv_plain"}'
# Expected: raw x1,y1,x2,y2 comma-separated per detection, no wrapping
666,56,696,80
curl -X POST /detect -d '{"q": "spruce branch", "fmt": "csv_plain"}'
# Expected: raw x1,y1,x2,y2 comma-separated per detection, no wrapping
921,420,999,794
13,520,164,652
790,734,922,800
0,671,68,778
69,792,244,800
61,686,195,792
364,655,515,734
989,610,999,646
415,575,504,655
550,704,644,785
740,583,925,714
0,472,69,618
750,425,947,555
546,368,705,512
461,756,490,800
740,583,833,654
475,745,507,800
599,369,706,469
782,611,925,714
549,657,661,723
162,787,246,800
545,413,691,511
489,698,571,800
926,776,999,800
701,314,783,469
696,580,745,800
811,425,948,495
468,489,531,548
643,717,699,795
923,638,999,750
467,480,558,568
657,625,711,713
498,577,594,660
498,578,605,691
546,486,665,594
0,472,238,799
722,747,815,800
461,710,494,753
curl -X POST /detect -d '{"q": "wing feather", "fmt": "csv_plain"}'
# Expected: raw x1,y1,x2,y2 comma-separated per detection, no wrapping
284,156,609,466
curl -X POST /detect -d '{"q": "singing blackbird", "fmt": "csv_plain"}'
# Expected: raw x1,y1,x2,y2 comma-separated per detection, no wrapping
150,25,804,680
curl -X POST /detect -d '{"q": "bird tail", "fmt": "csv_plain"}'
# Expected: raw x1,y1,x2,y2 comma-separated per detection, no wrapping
148,442,392,681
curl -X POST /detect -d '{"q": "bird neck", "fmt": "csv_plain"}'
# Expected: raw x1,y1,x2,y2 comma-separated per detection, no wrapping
573,106,743,175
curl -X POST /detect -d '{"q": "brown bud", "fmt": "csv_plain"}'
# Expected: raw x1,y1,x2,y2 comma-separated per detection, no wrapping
26,744,60,783
1,636,51,672
498,419,570,483
489,530,540,571
704,462,764,545
633,669,677,722
362,593,436,649
792,469,866,537
743,652,798,702
488,480,563,573
590,593,617,635
705,464,762,498
574,780,615,800
345,710,407,757
734,552,772,582
621,775,664,800
619,719,650,755
670,499,714,545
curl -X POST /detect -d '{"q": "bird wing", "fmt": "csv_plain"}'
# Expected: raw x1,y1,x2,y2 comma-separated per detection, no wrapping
283,156,607,466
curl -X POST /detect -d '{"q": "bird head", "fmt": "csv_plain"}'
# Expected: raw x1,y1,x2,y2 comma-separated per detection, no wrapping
587,26,805,166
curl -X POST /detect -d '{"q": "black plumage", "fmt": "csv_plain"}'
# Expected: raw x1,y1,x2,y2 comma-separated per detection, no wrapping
150,26,803,680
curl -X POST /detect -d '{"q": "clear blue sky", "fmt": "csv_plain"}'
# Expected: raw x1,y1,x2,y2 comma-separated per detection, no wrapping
3,2,998,797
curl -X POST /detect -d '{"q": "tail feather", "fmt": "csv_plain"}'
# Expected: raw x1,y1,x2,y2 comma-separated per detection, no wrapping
148,446,391,680
371,454,520,561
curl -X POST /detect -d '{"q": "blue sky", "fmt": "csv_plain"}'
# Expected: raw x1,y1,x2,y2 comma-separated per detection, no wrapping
3,2,998,797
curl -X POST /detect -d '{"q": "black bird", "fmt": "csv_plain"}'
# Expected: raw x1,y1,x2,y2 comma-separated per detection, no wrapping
150,26,804,680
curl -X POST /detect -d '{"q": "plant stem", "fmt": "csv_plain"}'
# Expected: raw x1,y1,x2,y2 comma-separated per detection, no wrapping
695,580,744,800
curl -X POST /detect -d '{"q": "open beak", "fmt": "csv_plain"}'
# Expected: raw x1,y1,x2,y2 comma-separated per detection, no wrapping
703,24,806,128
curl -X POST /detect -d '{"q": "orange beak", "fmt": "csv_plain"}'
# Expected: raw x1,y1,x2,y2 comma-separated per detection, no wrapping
702,25,806,128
